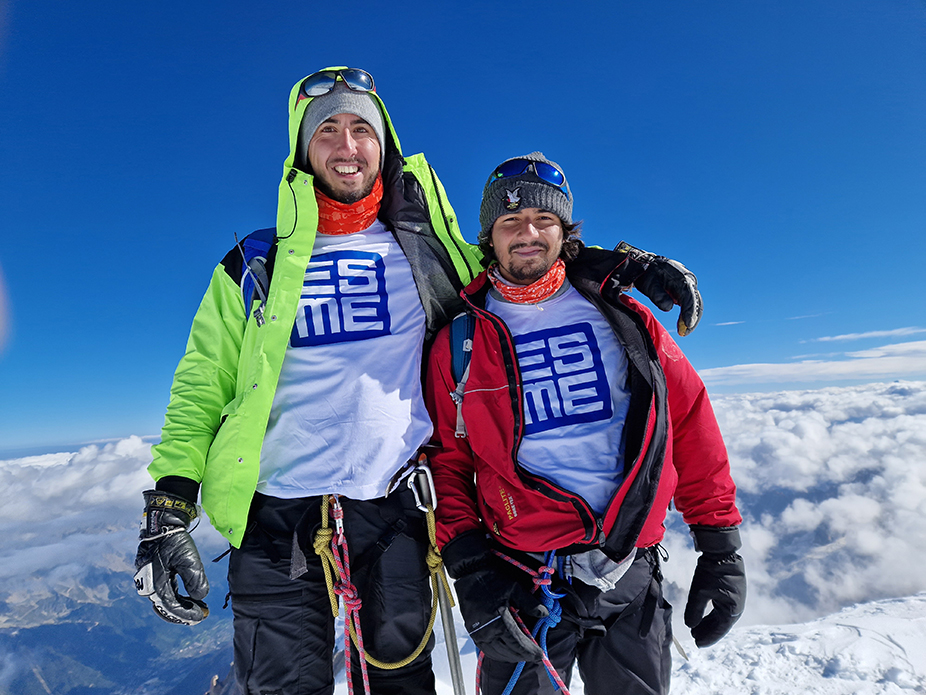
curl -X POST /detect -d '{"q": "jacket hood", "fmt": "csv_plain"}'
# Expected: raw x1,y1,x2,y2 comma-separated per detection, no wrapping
284,67,403,174
274,67,405,245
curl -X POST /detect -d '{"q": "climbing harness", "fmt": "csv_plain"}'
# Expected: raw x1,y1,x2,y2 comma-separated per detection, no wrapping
475,550,571,695
312,457,459,695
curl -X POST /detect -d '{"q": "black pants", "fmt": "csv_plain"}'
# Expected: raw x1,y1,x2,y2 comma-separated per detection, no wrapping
228,491,436,695
479,548,673,695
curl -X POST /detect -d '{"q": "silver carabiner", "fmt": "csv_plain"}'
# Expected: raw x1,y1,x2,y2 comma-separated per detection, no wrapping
408,462,437,513
330,494,345,536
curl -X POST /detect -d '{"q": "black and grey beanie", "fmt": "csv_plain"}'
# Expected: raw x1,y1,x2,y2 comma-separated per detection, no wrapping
478,151,573,250
298,81,386,171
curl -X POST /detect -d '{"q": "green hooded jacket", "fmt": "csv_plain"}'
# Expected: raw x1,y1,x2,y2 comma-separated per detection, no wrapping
149,69,483,548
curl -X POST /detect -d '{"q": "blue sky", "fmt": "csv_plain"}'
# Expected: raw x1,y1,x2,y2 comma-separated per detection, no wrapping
0,0,924,454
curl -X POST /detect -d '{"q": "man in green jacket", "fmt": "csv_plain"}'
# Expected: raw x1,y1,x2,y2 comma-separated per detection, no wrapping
133,67,704,695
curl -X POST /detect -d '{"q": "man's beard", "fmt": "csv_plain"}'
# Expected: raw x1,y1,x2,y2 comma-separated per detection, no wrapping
502,243,554,283
314,167,378,205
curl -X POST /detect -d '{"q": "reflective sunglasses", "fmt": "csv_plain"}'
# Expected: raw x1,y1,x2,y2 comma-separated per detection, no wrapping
492,159,567,190
300,68,376,98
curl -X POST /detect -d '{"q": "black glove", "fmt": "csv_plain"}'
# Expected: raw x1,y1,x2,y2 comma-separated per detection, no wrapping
134,489,209,625
685,526,746,647
443,532,547,663
613,241,703,336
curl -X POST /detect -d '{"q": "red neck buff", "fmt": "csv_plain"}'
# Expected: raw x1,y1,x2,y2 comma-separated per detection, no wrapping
488,258,567,304
315,175,384,235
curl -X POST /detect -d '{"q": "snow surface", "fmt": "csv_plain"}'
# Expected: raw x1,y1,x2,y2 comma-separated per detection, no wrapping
2,380,926,693
426,593,926,695
668,594,926,694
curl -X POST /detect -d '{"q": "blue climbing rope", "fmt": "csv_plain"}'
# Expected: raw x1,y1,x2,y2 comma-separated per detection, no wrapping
496,550,570,695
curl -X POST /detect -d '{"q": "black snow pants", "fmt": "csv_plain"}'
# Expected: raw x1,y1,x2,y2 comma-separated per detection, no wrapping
227,490,436,695
479,547,673,695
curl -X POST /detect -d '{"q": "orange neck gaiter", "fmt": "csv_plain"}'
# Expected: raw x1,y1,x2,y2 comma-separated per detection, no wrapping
488,258,566,304
315,175,384,235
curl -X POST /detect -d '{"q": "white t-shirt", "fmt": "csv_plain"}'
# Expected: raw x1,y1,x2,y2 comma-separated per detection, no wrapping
486,281,631,514
258,220,433,500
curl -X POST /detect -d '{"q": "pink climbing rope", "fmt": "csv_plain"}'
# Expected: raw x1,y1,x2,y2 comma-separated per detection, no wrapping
329,496,372,695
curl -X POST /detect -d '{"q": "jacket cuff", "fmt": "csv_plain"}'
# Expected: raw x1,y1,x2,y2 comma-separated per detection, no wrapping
690,525,742,557
441,529,492,579
155,475,201,505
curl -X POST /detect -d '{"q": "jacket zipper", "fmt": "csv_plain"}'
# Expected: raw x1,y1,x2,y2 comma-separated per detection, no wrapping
463,287,599,544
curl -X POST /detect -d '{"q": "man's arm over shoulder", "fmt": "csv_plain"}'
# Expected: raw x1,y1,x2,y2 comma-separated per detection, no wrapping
149,262,246,489
423,326,484,548
623,295,741,527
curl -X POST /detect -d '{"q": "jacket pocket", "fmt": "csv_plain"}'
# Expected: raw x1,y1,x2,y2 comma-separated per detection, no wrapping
218,392,245,428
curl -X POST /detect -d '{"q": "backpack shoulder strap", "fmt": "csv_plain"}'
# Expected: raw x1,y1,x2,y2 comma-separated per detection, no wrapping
448,312,475,438
236,227,277,325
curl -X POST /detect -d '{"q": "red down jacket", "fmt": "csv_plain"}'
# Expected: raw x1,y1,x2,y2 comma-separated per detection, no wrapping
424,247,741,559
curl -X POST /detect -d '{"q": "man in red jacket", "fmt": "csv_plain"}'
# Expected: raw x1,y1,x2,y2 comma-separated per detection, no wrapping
424,152,746,695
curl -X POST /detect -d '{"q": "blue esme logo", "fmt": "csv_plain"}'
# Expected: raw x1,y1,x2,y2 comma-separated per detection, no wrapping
292,251,391,346
516,323,612,435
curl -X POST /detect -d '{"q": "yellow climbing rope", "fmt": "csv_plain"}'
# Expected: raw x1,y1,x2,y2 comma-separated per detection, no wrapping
313,492,454,670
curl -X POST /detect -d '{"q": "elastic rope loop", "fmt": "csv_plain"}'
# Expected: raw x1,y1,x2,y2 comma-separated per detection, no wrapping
138,526,187,543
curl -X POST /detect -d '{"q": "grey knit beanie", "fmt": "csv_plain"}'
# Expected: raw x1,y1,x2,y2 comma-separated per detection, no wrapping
298,81,386,172
478,152,573,250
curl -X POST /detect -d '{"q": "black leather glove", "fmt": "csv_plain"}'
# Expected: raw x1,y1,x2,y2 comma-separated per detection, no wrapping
685,526,746,647
613,241,703,336
443,532,547,663
134,489,209,625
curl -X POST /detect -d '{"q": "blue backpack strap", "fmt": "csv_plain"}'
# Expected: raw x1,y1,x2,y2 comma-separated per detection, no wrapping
449,312,475,382
237,227,277,325
448,312,475,438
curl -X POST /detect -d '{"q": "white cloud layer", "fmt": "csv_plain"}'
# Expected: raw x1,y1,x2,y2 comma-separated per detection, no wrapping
661,380,926,631
0,436,225,628
811,326,926,342
2,381,925,640
700,340,926,386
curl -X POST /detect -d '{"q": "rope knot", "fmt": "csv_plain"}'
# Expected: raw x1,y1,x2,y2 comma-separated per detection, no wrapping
313,527,333,555
335,579,358,600
426,546,443,573
337,582,362,613
545,599,563,627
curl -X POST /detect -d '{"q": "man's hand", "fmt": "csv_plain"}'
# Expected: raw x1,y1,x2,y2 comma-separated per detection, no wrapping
613,241,703,336
684,526,746,647
442,532,546,663
134,490,209,625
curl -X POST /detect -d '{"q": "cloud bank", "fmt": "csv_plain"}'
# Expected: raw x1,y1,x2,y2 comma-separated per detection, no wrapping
2,381,925,638
811,326,926,342
700,340,926,386
0,436,225,628
661,380,926,630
